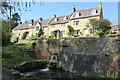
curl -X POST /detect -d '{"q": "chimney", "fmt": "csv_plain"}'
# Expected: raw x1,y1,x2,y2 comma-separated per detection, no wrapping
72,5,76,13
54,15,56,17
31,19,34,25
20,22,22,24
39,17,43,22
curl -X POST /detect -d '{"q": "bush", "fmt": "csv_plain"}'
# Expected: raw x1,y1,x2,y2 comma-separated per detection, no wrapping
106,34,120,37
37,27,44,37
2,20,11,46
21,32,29,39
30,35,37,40
74,35,80,37
48,35,54,39
67,25,74,36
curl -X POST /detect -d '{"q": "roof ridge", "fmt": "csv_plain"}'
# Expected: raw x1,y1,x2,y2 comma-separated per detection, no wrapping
76,7,98,12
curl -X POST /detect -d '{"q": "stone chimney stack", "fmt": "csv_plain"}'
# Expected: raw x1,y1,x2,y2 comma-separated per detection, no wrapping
39,17,43,22
20,22,22,24
72,5,76,13
54,15,56,17
31,19,34,25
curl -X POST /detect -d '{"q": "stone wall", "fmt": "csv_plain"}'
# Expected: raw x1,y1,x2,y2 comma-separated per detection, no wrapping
34,37,120,77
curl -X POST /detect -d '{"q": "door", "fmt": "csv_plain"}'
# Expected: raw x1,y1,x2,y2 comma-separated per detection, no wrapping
83,28,88,37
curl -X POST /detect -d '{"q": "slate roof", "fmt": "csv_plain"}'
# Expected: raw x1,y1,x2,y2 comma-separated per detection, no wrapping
41,19,51,27
70,7,100,20
13,22,34,30
111,25,120,30
13,6,101,30
50,15,70,25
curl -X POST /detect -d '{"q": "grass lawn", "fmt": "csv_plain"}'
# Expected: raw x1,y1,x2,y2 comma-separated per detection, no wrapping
2,40,35,75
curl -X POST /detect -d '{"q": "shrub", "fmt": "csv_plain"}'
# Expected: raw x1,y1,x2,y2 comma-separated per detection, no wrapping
74,35,80,37
2,20,11,46
37,27,44,37
48,35,54,39
106,34,120,37
30,35,37,40
21,32,29,39
67,25,74,36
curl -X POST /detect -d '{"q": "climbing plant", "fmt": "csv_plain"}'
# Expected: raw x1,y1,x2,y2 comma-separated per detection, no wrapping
67,25,74,36
21,31,29,39
37,27,44,37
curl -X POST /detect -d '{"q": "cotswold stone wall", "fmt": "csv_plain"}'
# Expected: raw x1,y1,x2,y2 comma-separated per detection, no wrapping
34,37,120,77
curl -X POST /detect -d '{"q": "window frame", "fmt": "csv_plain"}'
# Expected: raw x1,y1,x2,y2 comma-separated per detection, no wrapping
51,24,55,28
36,26,39,31
74,21,79,26
61,23,65,27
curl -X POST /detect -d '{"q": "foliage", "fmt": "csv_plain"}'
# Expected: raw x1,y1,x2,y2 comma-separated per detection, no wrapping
37,27,44,37
67,25,74,36
106,34,120,37
21,32,29,39
11,13,21,29
89,19,111,37
89,19,98,28
74,35,81,38
2,40,35,75
48,35,54,39
30,35,38,40
2,20,11,46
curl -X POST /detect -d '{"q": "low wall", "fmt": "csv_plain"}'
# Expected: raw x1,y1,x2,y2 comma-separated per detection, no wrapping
34,37,120,77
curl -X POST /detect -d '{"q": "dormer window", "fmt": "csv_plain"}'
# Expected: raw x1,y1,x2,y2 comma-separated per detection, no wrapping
96,10,98,13
36,26,39,31
64,16,68,20
91,9,98,15
76,12,81,17
29,24,32,27
54,18,58,22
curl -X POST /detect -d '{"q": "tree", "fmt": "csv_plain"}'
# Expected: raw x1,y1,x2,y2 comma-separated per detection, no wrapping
11,13,21,29
1,20,11,46
89,19,111,37
37,27,44,37
67,25,74,36
1,1,44,43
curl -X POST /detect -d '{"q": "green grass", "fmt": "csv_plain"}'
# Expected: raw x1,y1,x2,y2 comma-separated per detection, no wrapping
2,40,36,75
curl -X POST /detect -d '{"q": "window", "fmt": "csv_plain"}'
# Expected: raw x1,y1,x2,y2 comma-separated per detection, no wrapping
74,21,79,26
36,26,39,31
61,24,65,27
51,24,55,27
76,12,81,17
64,16,68,20
91,9,98,15
54,18,58,22
74,30,80,35
90,29,92,34
61,30,65,36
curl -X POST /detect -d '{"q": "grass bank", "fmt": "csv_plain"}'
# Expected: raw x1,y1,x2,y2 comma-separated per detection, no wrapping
2,40,35,75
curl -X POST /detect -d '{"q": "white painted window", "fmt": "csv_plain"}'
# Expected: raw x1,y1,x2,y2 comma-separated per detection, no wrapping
61,30,65,36
64,16,68,20
54,18,58,22
51,24,55,27
74,30,80,35
91,9,98,15
76,12,81,17
74,21,79,26
61,24,65,27
36,26,39,31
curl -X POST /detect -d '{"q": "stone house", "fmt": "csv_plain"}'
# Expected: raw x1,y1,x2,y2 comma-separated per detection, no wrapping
12,2,103,40
110,25,120,34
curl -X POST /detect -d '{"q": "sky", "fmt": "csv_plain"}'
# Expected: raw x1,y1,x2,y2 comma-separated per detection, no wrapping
19,2,118,25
